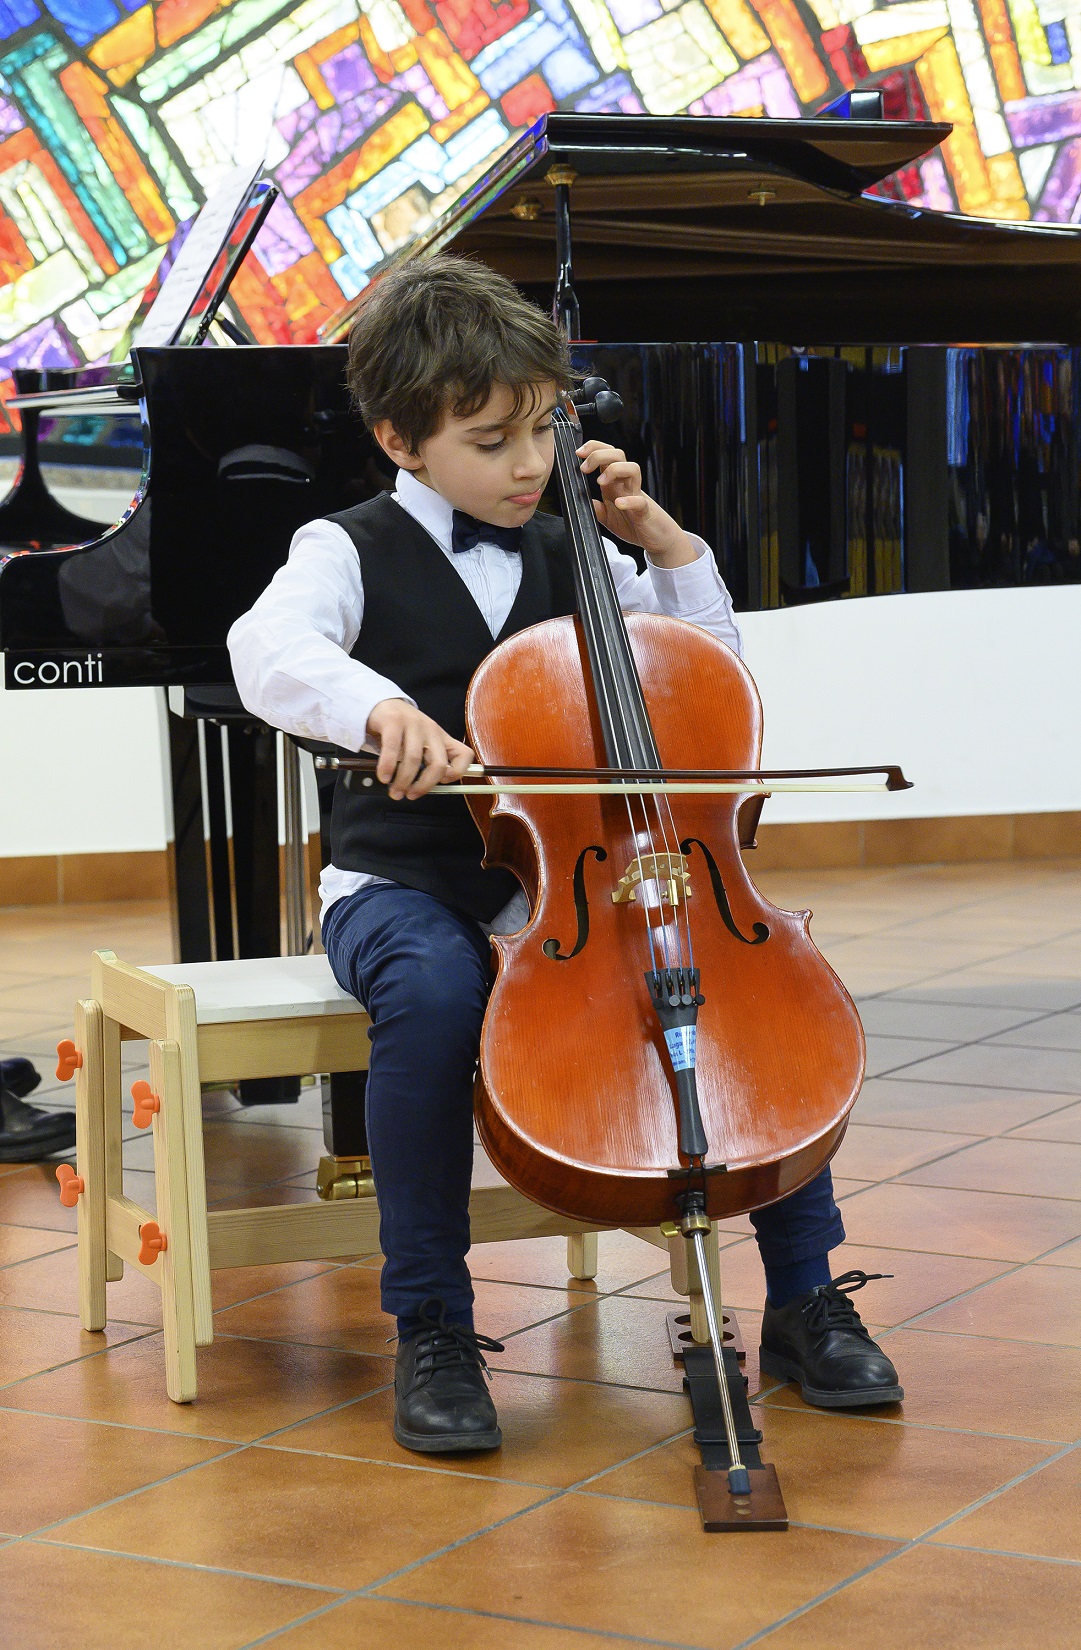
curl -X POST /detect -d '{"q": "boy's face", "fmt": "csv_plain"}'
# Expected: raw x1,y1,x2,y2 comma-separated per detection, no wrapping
375,381,559,527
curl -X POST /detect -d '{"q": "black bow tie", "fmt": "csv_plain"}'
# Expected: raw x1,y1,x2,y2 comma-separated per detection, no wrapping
451,510,524,556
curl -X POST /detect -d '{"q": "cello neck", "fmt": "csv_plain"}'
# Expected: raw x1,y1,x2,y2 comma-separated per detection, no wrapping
551,405,660,771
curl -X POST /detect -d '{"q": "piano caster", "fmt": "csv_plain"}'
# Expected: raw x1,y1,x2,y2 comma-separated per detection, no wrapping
316,1154,376,1200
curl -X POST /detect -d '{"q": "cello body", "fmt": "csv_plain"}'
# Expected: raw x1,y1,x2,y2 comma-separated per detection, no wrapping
466,610,865,1229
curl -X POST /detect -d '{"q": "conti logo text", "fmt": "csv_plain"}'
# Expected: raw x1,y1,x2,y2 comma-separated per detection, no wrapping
11,654,104,685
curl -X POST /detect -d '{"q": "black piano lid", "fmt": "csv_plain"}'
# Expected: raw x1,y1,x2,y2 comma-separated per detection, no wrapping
322,112,948,339
321,111,1081,348
445,110,951,189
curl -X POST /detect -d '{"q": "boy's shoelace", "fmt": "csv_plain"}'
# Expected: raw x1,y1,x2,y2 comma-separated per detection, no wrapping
406,1298,505,1381
800,1269,891,1341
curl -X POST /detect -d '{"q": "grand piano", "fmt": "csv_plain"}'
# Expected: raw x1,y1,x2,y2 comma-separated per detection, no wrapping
3,106,1079,1147
4,108,1080,687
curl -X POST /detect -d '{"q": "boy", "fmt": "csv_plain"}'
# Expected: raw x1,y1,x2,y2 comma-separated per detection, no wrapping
229,255,901,1453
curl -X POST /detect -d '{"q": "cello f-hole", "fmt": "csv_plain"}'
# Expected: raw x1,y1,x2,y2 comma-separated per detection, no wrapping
542,844,607,960
681,838,770,946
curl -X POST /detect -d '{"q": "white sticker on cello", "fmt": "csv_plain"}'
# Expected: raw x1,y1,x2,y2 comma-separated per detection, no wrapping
664,1025,697,1072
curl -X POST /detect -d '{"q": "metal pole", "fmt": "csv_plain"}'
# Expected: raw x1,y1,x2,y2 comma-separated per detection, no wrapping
547,164,580,341
281,735,307,956
690,1226,751,1496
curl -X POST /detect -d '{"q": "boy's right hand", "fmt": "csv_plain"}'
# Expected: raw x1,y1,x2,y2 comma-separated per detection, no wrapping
366,699,474,801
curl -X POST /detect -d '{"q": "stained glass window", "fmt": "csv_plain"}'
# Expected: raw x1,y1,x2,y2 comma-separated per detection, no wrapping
0,0,1080,432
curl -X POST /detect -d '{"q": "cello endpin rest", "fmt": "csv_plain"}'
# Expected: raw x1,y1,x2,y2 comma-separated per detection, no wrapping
694,1464,788,1532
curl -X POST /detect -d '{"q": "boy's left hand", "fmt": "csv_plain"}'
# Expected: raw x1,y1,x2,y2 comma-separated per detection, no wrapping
577,441,699,568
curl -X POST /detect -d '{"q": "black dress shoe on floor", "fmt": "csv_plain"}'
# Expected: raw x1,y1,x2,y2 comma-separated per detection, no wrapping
760,1270,903,1408
394,1298,504,1453
0,1057,40,1100
0,1087,76,1163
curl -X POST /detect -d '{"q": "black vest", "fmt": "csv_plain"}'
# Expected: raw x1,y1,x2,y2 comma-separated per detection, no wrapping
327,492,577,921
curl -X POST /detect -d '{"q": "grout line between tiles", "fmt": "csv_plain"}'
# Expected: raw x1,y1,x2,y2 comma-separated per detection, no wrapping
856,1226,1081,1344
30,1536,344,1592
0,1300,157,1329
880,1324,1081,1355
22,1442,252,1540
237,1599,387,1650
0,1327,159,1393
207,1259,366,1315
725,1439,1081,1649
747,1405,1076,1446
241,1593,704,1650
860,1090,1081,1137
927,1539,1081,1567
256,1437,569,1490
0,1241,77,1271
78,1480,580,1645
206,1328,395,1364
885,1179,1081,1204
0,1400,241,1444
348,1484,571,1594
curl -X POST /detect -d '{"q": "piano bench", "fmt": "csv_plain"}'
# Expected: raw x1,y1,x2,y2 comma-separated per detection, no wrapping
59,949,633,1404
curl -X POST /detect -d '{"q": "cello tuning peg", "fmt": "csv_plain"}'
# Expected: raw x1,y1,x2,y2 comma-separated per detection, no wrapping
571,378,623,424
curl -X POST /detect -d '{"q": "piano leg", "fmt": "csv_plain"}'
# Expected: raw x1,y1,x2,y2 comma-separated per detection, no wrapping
166,709,212,964
309,749,373,1196
317,1069,374,1199
202,725,235,961
227,725,300,1106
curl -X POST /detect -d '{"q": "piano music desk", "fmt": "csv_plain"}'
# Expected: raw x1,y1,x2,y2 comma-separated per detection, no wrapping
61,951,715,1403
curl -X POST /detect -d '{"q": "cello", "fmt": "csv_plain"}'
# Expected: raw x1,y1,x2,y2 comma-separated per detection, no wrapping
468,382,875,1520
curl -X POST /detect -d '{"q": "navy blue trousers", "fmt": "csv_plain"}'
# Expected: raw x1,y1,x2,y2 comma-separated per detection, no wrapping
323,884,845,1322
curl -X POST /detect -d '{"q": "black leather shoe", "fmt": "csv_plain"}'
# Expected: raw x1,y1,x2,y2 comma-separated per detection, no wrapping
760,1270,903,1407
394,1299,504,1453
0,1087,76,1162
0,1057,40,1100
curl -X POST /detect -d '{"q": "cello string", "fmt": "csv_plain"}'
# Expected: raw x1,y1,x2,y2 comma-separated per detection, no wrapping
559,420,673,976
652,784,696,973
568,429,686,976
554,419,666,957
561,416,693,975
555,415,671,973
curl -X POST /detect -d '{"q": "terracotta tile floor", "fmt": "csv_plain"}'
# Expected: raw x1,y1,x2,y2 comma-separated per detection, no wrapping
1,863,1080,1648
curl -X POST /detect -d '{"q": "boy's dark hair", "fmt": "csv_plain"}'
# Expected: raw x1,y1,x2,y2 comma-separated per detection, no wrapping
345,254,575,451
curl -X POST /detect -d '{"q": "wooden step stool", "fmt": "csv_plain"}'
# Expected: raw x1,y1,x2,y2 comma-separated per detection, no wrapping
57,948,724,1403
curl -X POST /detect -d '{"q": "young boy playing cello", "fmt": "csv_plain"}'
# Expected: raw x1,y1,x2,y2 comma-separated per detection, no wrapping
228,255,901,1453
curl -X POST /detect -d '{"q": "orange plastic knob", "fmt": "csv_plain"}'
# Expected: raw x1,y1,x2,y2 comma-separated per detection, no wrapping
137,1221,167,1267
131,1080,160,1129
56,1039,82,1082
55,1164,84,1208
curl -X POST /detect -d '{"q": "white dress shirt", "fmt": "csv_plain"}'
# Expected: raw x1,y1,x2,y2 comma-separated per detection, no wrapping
228,468,743,926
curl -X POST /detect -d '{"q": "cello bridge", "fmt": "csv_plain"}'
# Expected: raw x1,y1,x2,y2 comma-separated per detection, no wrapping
612,852,692,908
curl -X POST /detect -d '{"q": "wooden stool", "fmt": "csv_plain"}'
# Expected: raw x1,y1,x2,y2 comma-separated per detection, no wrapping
59,948,725,1403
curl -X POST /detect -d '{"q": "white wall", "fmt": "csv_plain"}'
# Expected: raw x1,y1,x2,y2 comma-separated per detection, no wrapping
740,585,1081,824
0,584,1078,858
0,681,170,856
